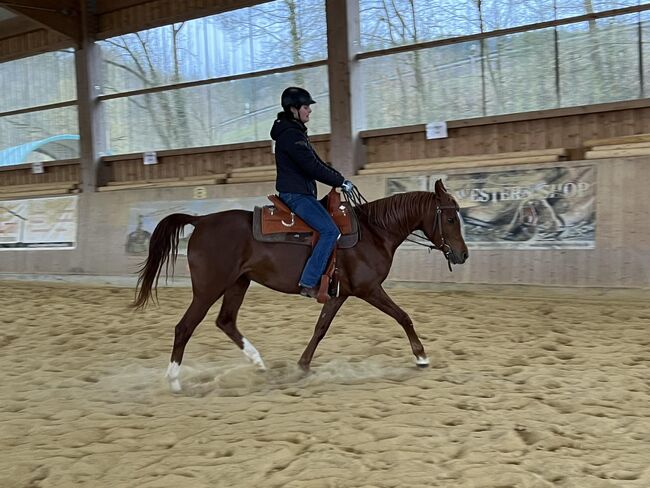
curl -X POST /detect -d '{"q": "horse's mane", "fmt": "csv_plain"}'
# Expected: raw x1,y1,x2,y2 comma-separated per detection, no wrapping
356,191,437,234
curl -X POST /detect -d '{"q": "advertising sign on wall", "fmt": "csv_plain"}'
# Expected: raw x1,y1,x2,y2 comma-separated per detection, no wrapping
387,165,596,249
0,195,78,249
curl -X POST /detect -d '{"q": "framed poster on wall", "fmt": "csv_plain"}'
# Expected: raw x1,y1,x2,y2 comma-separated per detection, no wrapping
125,196,269,255
0,195,78,250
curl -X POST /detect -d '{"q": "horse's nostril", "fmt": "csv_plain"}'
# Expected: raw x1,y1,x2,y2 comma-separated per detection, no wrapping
462,252,468,261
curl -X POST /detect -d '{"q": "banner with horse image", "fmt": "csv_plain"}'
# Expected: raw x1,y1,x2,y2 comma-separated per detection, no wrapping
386,165,596,249
125,196,269,255
0,195,78,249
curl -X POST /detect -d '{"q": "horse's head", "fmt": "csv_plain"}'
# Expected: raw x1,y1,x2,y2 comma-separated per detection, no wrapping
421,179,468,265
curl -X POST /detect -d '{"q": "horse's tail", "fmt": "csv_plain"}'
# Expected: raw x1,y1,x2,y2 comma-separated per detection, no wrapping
133,213,198,310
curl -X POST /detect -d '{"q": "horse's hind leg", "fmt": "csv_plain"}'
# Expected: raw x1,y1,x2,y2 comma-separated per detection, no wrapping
167,295,216,392
361,286,429,367
298,296,347,371
215,276,266,370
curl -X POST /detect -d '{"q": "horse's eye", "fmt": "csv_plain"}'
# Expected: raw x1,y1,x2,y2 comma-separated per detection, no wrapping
447,217,455,224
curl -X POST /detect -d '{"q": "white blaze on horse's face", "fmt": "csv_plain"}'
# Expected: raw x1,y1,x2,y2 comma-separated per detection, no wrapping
243,338,267,370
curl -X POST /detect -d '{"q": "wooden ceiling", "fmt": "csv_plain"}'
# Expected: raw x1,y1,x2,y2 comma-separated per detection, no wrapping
0,0,269,47
0,1,81,42
0,0,272,62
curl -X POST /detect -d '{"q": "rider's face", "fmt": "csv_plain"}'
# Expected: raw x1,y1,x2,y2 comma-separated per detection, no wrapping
293,104,311,124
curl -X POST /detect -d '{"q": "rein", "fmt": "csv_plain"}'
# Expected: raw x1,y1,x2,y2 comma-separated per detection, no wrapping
342,187,458,272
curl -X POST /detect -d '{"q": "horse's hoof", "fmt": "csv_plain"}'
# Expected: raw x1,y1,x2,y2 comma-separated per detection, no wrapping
166,362,182,392
416,356,430,368
243,338,266,371
297,368,313,379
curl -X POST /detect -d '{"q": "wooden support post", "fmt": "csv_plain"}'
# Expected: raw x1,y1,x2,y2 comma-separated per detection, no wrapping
326,0,364,177
75,0,107,192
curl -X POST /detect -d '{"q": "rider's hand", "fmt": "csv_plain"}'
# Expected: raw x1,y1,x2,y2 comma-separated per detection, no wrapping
341,179,354,193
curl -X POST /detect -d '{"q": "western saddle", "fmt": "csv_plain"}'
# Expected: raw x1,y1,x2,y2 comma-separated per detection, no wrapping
254,189,357,303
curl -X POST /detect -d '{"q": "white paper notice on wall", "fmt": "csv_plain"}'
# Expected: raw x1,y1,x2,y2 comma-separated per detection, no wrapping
425,121,448,139
193,187,207,199
31,161,44,174
143,151,158,165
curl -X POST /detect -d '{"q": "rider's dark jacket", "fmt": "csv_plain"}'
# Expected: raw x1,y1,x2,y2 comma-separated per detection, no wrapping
270,112,344,197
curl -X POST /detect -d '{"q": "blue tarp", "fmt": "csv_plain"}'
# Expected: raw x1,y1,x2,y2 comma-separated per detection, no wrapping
0,134,80,167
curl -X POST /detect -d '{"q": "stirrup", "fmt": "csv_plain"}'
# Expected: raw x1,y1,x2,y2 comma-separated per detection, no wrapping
316,275,331,304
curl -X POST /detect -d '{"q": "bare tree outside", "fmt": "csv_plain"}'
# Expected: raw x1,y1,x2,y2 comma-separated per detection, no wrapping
98,0,328,154
359,0,644,129
0,50,78,163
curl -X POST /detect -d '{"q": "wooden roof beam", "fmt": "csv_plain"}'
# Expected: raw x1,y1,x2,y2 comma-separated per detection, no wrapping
0,0,81,44
96,0,153,15
0,15,41,40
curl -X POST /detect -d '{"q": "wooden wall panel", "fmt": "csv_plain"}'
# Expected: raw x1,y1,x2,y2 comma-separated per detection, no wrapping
363,106,650,164
99,137,330,184
0,29,72,63
0,161,80,186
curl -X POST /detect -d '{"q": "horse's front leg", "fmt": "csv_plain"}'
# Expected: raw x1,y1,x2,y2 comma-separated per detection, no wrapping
361,286,429,367
298,296,347,371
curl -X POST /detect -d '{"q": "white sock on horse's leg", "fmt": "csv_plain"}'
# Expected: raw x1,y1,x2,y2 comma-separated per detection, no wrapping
416,356,430,367
242,338,266,370
166,362,182,392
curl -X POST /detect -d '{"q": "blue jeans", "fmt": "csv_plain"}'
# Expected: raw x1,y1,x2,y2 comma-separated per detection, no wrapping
279,192,340,288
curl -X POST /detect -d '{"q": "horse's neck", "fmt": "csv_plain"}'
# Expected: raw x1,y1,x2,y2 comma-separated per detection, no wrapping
362,192,430,250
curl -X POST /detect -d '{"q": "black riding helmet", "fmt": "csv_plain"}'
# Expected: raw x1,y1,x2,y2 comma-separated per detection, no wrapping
281,87,316,112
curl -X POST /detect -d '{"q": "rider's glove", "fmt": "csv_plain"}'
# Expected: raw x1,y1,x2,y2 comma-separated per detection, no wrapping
341,179,354,193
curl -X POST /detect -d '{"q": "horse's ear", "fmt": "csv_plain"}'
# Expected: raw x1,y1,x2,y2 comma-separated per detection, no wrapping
434,179,447,194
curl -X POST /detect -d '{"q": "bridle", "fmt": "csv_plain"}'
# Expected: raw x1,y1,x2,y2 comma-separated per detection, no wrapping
403,204,459,272
343,186,460,272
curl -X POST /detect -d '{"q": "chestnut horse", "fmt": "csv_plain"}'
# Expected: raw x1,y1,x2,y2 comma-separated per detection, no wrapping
134,179,468,392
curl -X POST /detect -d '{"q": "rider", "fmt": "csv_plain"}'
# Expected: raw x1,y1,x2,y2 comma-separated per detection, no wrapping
270,86,354,299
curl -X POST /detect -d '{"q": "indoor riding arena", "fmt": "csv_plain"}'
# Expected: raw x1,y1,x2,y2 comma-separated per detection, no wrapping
1,1,650,487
